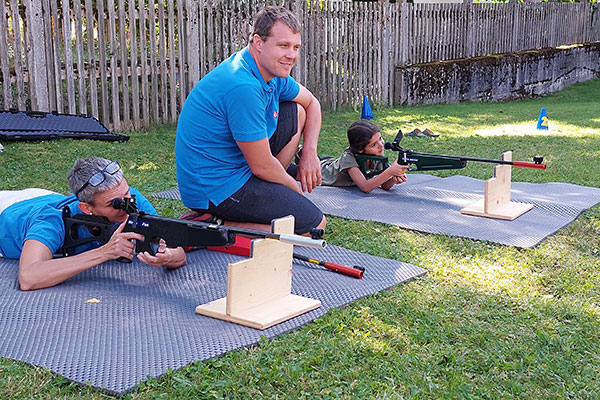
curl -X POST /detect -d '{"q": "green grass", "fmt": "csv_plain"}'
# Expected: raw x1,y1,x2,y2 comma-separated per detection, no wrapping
1,79,599,399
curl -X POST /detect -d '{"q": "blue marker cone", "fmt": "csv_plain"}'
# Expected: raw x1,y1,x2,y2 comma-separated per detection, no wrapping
536,107,549,130
361,95,374,120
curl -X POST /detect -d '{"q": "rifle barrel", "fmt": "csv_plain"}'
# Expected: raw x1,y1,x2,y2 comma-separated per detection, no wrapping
202,223,327,249
412,151,547,170
275,234,327,249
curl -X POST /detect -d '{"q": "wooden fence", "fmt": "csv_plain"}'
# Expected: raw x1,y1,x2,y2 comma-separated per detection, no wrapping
1,0,599,131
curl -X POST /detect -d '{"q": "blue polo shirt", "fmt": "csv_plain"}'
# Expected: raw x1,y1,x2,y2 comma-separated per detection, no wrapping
0,188,156,259
175,47,300,209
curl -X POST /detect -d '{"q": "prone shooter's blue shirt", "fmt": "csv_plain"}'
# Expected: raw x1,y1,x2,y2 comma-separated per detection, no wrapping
175,47,300,210
0,188,156,259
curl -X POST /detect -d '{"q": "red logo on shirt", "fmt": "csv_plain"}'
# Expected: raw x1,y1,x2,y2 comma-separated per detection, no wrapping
273,111,278,119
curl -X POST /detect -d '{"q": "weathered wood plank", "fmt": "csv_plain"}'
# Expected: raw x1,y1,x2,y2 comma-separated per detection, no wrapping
97,0,109,124
73,1,86,114
177,0,187,112
107,0,120,130
0,0,12,109
60,0,75,113
167,0,177,123
148,0,159,124
118,0,130,129
157,0,167,123
40,0,55,112
129,0,140,128
138,0,149,127
85,0,99,119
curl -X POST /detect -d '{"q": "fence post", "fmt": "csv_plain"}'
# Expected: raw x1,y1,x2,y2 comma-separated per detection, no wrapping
399,2,409,67
25,0,49,111
186,0,200,89
382,2,390,105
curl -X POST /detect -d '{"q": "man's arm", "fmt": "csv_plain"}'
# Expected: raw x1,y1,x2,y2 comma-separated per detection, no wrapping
236,137,302,194
292,84,322,193
18,221,143,291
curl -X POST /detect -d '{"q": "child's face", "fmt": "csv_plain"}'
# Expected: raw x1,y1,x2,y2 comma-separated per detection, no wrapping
361,131,385,156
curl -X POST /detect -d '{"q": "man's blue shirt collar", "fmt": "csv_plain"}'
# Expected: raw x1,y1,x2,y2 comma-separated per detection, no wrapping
239,47,276,92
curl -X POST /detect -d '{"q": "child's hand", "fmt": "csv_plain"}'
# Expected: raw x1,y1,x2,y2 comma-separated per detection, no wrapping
389,160,411,177
386,160,410,185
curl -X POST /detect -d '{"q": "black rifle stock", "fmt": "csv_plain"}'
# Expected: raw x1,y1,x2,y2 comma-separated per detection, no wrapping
62,196,326,262
355,130,546,177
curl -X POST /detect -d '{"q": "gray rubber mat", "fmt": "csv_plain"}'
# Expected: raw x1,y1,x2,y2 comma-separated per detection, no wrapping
152,174,600,248
303,175,600,248
0,245,425,395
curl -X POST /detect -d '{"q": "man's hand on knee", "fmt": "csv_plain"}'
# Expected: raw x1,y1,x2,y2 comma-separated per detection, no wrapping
297,150,322,193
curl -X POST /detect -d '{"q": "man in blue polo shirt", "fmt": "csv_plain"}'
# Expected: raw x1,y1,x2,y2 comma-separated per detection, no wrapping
0,157,186,291
175,6,326,235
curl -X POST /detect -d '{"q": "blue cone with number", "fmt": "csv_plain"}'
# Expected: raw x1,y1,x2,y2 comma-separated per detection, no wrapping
361,95,374,120
537,107,548,130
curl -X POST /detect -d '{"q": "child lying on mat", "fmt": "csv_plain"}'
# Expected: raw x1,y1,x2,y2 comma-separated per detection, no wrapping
319,121,410,193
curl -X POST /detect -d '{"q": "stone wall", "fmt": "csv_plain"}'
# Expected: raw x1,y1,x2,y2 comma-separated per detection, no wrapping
394,43,600,105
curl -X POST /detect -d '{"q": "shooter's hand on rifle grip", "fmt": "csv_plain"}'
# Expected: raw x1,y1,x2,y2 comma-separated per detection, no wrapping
390,159,411,176
103,219,144,263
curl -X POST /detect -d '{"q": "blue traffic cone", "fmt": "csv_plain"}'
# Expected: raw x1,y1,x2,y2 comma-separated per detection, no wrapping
536,108,549,130
361,95,374,120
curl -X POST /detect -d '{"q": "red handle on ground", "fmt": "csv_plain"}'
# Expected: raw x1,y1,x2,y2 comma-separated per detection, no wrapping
292,253,364,279
512,161,546,169
318,260,364,279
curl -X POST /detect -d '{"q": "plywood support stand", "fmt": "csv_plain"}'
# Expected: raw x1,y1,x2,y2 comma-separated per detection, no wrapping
460,151,533,220
195,216,321,330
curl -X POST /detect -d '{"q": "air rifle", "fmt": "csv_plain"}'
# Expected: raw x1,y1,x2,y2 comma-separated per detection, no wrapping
62,196,326,262
355,130,546,177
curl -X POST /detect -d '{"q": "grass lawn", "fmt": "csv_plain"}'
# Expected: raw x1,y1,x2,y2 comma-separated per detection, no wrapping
1,79,599,399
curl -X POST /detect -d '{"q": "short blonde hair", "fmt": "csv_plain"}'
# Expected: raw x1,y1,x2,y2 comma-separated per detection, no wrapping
248,6,301,45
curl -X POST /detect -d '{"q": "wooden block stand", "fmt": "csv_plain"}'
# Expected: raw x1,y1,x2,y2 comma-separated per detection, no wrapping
195,216,321,330
460,151,533,221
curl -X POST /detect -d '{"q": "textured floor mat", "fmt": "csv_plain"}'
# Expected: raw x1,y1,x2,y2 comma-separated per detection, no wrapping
152,174,600,248
0,245,425,394
302,175,600,248
0,110,129,142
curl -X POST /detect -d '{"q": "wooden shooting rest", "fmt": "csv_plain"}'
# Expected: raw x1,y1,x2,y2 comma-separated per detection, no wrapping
460,151,533,220
195,215,321,330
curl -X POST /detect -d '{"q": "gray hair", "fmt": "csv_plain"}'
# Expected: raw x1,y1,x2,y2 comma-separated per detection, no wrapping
248,6,301,45
68,157,124,204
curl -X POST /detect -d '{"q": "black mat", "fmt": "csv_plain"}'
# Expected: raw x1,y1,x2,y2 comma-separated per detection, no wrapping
0,245,425,394
0,110,129,142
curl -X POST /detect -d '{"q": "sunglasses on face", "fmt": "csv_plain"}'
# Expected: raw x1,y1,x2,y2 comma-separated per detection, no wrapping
75,160,121,198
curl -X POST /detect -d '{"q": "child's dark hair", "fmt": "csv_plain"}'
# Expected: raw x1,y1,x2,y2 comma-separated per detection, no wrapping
347,120,380,153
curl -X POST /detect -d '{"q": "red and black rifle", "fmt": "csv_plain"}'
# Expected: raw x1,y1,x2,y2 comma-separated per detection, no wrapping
355,130,546,178
62,196,325,262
